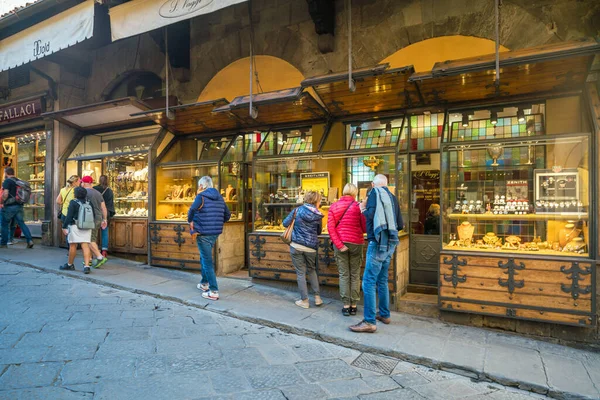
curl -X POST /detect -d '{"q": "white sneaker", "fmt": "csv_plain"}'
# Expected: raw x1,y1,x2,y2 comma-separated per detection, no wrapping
295,299,309,309
202,291,219,301
197,283,209,292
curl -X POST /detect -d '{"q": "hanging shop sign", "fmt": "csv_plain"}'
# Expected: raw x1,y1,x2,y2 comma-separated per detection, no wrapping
109,0,248,41
0,0,95,73
0,98,43,125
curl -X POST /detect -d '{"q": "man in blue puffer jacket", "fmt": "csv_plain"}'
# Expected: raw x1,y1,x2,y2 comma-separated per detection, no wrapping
188,176,231,301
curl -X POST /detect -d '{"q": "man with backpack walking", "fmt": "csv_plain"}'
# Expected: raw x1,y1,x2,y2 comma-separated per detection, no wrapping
0,167,33,248
60,186,94,273
81,176,108,268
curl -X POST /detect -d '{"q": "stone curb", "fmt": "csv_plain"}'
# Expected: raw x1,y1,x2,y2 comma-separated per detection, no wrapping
3,257,595,400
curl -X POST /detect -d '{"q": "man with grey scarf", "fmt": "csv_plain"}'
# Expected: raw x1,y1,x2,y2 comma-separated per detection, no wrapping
350,174,403,333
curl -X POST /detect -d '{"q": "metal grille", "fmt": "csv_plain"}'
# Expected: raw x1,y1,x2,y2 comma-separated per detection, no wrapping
351,353,399,375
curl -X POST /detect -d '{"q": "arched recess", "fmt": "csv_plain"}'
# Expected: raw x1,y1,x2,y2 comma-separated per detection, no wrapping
380,35,510,72
197,56,305,102
101,70,164,101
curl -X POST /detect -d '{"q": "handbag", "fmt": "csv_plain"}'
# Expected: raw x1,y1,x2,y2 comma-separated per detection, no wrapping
329,202,355,251
280,208,298,245
57,188,73,220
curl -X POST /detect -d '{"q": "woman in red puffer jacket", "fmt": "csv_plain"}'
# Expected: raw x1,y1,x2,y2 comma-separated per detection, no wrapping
327,183,366,317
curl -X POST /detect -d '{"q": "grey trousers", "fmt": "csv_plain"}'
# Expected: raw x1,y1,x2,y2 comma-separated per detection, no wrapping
290,246,320,300
334,242,364,305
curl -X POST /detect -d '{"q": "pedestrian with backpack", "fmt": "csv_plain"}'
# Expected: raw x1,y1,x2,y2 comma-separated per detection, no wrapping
0,167,34,248
60,186,94,273
81,176,108,268
93,175,114,257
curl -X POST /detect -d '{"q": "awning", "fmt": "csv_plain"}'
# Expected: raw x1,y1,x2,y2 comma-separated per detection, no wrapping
409,39,600,105
42,97,153,132
0,0,95,73
109,0,247,42
301,64,419,118
217,87,328,128
131,99,240,135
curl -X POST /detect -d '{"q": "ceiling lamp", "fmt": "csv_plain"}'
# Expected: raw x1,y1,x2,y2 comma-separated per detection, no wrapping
385,122,392,135
461,113,469,128
355,126,362,137
490,111,498,125
517,108,525,122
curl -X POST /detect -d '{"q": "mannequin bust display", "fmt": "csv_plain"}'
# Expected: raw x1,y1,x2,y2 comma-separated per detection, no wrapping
457,221,475,242
558,223,581,248
225,184,234,201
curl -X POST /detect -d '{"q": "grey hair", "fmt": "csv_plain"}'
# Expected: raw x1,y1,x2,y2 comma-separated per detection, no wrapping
372,174,388,187
198,176,214,189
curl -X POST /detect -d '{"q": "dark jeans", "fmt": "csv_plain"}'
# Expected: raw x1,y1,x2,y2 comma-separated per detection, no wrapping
197,235,219,292
1,205,32,245
362,241,396,324
290,246,320,300
334,242,363,305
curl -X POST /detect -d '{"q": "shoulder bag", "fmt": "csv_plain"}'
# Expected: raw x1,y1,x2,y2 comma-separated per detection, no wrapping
280,208,298,245
329,202,355,251
57,187,73,220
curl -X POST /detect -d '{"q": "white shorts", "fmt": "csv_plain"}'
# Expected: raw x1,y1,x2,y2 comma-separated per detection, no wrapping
68,225,92,244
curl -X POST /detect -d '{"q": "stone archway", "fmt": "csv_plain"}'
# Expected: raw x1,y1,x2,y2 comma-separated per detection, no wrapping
99,69,164,102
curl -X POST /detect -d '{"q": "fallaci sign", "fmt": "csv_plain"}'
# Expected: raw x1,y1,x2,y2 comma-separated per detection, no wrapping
0,98,43,125
110,0,247,41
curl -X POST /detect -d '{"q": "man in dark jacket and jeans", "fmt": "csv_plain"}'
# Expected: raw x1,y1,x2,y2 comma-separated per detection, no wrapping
350,174,403,333
188,176,230,301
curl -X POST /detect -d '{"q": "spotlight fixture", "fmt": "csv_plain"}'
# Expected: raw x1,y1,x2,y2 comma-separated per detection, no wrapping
282,133,288,144
461,113,469,128
517,108,525,122
490,110,498,125
385,122,392,135
216,142,220,150
355,126,362,137
300,132,306,142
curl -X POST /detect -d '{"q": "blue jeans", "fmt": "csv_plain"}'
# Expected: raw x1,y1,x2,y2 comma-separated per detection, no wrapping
1,205,32,245
197,235,218,291
101,224,109,251
362,241,396,324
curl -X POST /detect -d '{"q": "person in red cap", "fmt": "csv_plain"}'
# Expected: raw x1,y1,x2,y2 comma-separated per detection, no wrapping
81,176,108,268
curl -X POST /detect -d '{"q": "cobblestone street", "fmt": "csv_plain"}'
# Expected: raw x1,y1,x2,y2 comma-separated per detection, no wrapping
0,261,556,400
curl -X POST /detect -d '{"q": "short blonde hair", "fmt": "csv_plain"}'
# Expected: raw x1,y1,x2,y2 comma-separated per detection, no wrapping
304,190,321,206
342,183,358,197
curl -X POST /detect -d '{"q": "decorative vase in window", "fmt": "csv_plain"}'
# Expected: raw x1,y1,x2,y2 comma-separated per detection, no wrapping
487,145,504,166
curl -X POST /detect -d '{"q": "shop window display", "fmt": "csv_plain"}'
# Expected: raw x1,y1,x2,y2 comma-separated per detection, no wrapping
16,132,47,224
442,124,590,257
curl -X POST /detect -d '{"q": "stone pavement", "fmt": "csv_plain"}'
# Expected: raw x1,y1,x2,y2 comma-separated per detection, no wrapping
0,244,599,399
0,260,557,400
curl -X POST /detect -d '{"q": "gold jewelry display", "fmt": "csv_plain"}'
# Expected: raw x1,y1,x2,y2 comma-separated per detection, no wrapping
457,221,474,242
558,223,581,248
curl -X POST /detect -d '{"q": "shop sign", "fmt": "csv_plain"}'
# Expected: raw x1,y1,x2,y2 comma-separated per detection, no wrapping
301,172,330,197
0,98,42,125
411,169,440,233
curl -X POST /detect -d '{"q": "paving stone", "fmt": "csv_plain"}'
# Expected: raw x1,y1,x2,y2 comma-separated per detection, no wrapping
391,371,431,388
89,318,134,329
0,333,20,349
486,390,540,399
184,323,225,337
487,332,541,350
210,335,246,349
392,361,418,374
121,310,154,319
135,355,170,377
207,368,251,393
411,378,488,399
41,319,94,332
245,365,306,389
290,342,335,361
223,347,268,369
362,375,401,391
150,326,185,340
484,345,547,391
234,389,287,400
60,357,136,384
0,346,49,364
15,329,107,349
42,343,98,362
358,388,426,399
255,344,302,365
95,339,154,357
321,343,362,363
320,378,375,397
440,341,485,373
414,367,462,382
295,359,361,382
243,333,277,346
167,354,228,374
94,373,212,400
105,327,151,342
0,386,93,399
280,383,328,400
155,338,221,357
542,353,600,398
132,318,157,327
0,362,63,389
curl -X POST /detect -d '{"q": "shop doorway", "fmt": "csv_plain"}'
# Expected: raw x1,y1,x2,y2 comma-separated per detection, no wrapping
409,153,441,287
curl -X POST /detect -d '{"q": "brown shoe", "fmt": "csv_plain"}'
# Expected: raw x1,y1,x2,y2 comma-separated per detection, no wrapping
376,314,391,324
349,320,377,333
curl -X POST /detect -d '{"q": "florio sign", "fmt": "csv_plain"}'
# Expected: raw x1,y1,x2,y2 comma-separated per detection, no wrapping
0,98,42,125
